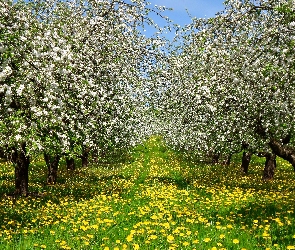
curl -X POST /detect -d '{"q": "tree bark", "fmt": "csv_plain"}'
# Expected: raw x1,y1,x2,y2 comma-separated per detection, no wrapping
269,139,295,171
0,147,7,160
224,154,232,166
44,153,60,184
263,153,276,181
241,151,252,174
80,147,90,167
66,157,75,171
11,143,30,196
211,152,220,164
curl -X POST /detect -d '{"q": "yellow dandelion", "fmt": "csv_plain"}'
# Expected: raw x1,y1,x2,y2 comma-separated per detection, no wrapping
133,243,140,250
287,246,295,250
126,235,133,242
204,238,211,242
193,239,199,244
150,235,158,240
183,241,189,246
40,245,46,249
219,234,225,239
233,239,239,244
167,235,175,243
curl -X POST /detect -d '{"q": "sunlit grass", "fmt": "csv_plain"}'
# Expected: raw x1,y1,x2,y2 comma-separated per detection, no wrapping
1,136,295,249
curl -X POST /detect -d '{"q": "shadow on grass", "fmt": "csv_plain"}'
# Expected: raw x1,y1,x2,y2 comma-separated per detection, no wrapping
227,199,295,247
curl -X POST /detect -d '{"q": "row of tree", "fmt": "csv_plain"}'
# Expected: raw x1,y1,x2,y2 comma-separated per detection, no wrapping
2,0,295,196
157,0,295,180
0,0,169,195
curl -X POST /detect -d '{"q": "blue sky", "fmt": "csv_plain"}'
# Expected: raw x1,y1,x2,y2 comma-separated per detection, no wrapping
144,0,225,39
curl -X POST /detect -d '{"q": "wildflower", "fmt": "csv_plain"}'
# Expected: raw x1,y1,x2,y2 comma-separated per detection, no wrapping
204,238,211,242
126,234,133,242
167,235,175,243
219,234,225,239
183,242,189,246
233,239,239,244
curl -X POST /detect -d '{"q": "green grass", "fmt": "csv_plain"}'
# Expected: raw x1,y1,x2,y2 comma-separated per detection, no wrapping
1,136,295,249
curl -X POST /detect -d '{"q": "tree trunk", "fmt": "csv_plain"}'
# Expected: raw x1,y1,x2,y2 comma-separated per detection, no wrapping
224,154,232,166
11,143,30,196
241,151,252,174
0,147,7,160
66,157,75,171
263,153,276,181
80,147,90,167
212,153,220,164
44,153,60,184
269,139,295,171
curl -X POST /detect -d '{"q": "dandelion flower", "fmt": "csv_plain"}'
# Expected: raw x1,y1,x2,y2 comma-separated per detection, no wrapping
126,235,133,242
150,235,157,240
167,235,175,243
219,234,225,239
233,239,239,244
183,242,189,246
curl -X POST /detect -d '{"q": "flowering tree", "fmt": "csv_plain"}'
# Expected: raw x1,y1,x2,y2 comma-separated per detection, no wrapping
159,0,295,180
0,0,169,195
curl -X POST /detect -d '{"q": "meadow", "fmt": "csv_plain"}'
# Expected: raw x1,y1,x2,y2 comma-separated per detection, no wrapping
1,137,295,250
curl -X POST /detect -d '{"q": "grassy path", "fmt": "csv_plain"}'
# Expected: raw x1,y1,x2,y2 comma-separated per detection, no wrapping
0,137,295,249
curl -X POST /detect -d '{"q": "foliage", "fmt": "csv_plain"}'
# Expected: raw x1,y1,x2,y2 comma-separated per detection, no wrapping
159,0,295,157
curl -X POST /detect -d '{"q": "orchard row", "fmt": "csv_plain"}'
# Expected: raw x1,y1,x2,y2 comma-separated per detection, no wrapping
1,0,295,195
